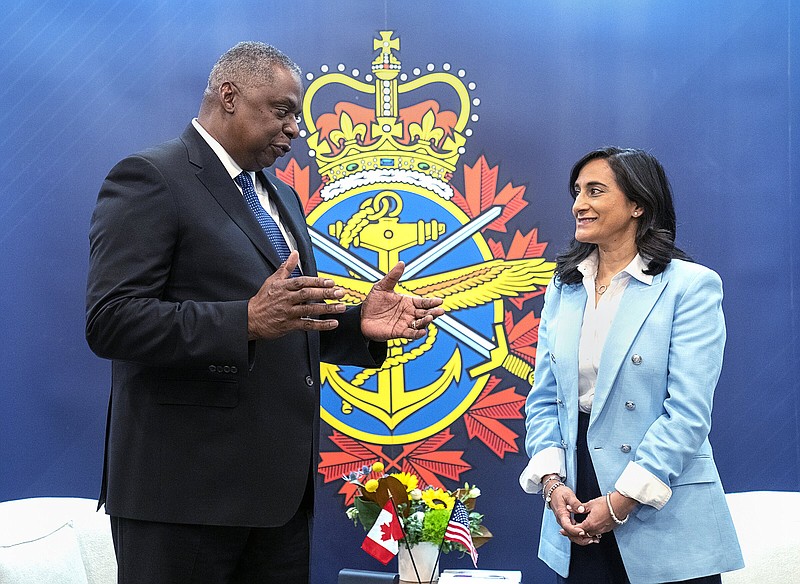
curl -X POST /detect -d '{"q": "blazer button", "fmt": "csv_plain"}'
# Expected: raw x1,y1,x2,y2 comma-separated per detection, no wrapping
631,354,643,365
230,366,238,374
620,444,632,453
209,365,217,373
223,366,231,373
625,401,636,410
305,375,314,387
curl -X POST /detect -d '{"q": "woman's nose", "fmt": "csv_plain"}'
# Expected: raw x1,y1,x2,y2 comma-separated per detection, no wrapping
572,192,587,214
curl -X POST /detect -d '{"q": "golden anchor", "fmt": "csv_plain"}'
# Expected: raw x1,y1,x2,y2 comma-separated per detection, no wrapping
324,191,461,430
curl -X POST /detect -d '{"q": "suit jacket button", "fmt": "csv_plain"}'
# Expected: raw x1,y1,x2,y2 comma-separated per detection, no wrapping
231,366,238,374
625,401,636,410
305,375,314,387
620,444,632,453
631,354,643,365
209,365,217,373
223,366,231,373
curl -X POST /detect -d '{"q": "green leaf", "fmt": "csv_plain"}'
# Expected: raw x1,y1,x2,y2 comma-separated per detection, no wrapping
354,498,381,532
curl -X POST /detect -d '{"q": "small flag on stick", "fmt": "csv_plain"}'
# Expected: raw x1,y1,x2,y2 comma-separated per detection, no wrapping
443,500,478,567
361,499,404,565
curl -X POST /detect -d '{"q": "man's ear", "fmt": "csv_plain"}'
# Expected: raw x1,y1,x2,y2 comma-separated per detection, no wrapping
219,81,236,113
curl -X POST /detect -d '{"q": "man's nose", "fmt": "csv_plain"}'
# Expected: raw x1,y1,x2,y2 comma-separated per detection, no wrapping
285,117,300,139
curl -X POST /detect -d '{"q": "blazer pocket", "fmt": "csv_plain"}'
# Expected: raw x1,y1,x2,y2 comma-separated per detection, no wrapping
157,378,239,408
634,456,719,523
671,455,719,487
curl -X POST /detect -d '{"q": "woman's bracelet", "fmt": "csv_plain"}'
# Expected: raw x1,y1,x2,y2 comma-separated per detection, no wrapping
606,492,629,525
541,474,561,490
544,481,565,507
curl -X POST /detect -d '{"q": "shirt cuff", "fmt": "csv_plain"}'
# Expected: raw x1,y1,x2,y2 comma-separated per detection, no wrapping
615,461,672,510
519,446,566,494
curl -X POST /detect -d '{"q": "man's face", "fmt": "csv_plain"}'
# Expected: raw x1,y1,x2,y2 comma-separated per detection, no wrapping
225,66,303,171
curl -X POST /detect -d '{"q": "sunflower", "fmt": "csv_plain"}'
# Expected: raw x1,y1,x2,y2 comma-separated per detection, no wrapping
389,472,419,493
421,487,455,510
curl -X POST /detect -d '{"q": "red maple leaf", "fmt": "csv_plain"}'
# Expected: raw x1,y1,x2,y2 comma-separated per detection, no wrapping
489,229,548,260
394,430,472,489
318,431,474,503
380,516,403,542
487,239,505,259
275,159,310,207
486,183,528,233
505,310,540,362
318,431,385,483
450,156,529,232
304,184,324,214
463,376,526,458
336,480,361,506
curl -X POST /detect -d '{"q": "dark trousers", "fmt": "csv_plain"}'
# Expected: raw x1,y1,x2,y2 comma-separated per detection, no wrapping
556,413,721,584
111,481,313,584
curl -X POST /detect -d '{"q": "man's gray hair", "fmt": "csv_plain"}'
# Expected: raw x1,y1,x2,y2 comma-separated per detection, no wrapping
206,41,301,95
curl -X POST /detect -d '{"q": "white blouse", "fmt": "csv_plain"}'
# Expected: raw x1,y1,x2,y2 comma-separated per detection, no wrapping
576,252,652,413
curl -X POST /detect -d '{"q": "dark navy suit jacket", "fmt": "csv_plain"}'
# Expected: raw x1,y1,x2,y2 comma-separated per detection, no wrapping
86,124,383,527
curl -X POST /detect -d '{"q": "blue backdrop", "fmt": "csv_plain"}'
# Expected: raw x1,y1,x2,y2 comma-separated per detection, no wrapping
1,1,797,582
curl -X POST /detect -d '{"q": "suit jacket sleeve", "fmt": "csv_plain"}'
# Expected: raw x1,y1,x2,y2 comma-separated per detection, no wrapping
86,153,249,369
520,277,567,491
625,267,726,503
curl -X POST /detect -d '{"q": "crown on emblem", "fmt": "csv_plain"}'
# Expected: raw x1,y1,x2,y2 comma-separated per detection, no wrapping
302,31,474,199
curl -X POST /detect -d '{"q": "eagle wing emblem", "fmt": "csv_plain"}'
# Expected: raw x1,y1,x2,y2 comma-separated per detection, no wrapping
403,258,554,311
319,258,554,312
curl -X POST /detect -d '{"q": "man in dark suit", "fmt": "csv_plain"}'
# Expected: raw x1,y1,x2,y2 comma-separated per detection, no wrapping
86,41,443,584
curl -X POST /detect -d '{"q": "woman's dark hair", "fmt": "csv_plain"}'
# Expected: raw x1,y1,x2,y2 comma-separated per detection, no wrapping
555,146,691,285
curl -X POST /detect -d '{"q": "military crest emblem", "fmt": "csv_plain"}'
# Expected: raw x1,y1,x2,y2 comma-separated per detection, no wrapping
276,31,555,498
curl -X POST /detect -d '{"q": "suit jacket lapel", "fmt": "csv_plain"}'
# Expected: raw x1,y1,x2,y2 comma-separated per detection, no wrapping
181,125,304,272
590,274,667,419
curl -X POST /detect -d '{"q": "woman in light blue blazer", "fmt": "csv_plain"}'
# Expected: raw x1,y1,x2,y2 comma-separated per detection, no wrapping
519,147,743,583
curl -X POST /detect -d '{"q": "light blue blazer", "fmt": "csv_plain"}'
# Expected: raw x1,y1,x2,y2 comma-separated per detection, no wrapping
523,259,743,583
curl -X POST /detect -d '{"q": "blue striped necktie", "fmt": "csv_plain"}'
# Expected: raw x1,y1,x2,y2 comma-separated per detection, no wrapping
235,171,300,276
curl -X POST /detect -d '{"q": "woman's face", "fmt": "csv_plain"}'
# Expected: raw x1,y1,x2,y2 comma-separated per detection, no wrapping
572,158,642,250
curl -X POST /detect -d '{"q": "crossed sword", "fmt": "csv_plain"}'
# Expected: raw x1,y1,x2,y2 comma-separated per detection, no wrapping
308,207,504,370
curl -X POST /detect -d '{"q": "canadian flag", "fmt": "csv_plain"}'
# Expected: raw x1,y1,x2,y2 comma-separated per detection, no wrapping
361,500,404,565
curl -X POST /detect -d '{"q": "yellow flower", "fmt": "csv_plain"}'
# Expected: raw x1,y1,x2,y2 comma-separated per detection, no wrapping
389,472,419,493
364,479,379,493
421,488,455,510
371,462,385,473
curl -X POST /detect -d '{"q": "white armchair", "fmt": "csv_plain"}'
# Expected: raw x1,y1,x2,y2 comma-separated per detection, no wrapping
0,497,117,584
722,491,800,584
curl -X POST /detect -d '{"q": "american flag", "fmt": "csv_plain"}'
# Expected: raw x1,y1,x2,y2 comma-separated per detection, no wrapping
443,499,478,567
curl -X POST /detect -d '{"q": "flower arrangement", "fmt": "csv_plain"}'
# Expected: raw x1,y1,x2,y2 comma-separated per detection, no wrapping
343,463,489,554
